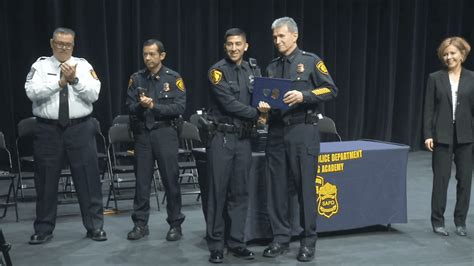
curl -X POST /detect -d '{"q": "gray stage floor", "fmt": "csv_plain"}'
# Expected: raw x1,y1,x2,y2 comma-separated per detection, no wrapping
1,151,473,265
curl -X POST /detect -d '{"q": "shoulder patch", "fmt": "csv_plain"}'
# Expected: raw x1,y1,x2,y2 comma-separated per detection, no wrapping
176,77,185,91
128,78,133,89
90,69,99,80
316,61,329,75
210,69,223,85
26,68,36,80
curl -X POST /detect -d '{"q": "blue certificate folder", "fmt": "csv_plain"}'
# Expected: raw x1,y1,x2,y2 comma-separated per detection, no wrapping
252,77,292,110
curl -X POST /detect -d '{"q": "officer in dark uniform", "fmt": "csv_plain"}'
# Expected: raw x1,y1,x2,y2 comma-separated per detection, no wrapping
206,28,270,263
262,17,338,262
126,39,186,241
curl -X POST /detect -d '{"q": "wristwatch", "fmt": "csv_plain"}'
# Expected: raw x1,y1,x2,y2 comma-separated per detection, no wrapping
69,77,79,85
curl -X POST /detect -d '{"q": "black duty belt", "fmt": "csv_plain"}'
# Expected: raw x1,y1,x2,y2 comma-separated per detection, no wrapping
37,115,90,127
150,120,174,130
283,116,306,126
216,123,239,134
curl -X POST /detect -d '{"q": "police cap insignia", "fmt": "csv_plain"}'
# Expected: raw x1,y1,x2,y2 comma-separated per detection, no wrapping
316,61,329,75
210,69,222,85
176,78,185,91
128,78,133,89
90,69,99,80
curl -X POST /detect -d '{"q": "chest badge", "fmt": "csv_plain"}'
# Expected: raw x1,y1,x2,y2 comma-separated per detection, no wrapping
297,63,305,73
163,82,170,92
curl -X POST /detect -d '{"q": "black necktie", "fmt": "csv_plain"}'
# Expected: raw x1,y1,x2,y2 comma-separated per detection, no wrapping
58,71,70,127
145,109,154,130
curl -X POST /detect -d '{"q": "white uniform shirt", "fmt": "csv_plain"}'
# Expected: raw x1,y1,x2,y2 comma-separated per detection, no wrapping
25,56,101,119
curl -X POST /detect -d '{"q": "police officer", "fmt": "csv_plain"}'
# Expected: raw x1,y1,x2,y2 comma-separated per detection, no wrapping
206,28,269,263
25,27,106,244
262,17,338,262
126,39,186,241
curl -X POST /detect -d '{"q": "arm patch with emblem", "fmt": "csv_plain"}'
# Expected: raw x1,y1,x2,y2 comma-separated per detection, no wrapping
176,77,185,91
90,69,99,80
316,61,329,75
27,68,36,80
210,69,223,85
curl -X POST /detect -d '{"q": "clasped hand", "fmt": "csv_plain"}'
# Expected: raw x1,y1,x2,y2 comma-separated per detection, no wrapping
59,63,77,87
139,95,154,109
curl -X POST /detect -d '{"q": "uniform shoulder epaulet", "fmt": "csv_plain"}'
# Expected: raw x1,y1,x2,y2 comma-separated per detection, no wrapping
73,57,87,62
271,56,281,63
35,56,48,62
163,67,180,78
209,59,226,71
301,50,318,59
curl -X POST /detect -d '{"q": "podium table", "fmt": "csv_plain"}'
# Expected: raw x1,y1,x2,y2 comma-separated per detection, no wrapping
193,140,409,241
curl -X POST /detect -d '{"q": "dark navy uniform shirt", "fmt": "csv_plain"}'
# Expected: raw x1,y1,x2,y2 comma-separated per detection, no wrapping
208,58,261,127
126,66,186,124
266,48,338,121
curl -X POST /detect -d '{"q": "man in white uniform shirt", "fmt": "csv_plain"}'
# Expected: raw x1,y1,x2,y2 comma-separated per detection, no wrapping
25,27,106,244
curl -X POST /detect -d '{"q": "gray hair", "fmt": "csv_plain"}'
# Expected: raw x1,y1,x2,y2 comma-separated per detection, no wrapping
271,17,298,33
52,27,76,39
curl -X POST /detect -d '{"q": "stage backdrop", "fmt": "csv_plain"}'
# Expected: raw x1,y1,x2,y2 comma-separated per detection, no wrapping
1,0,474,153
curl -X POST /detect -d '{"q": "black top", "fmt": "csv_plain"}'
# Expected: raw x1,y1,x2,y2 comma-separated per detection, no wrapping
266,48,338,121
126,66,186,124
423,68,474,144
207,58,261,127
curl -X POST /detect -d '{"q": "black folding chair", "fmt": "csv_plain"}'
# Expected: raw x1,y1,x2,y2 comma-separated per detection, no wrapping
0,229,12,266
318,116,342,142
0,132,18,222
106,123,160,211
163,121,201,204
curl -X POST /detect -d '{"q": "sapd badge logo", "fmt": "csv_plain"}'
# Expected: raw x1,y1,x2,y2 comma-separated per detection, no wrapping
315,176,339,218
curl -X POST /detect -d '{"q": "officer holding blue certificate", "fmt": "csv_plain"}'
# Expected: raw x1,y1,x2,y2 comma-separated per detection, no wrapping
206,28,269,263
262,17,338,262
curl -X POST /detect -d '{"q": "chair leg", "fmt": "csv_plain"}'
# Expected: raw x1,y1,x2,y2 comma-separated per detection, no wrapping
16,174,25,201
12,178,19,222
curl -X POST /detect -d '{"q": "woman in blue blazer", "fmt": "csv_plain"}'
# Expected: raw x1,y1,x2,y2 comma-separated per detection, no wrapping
424,36,473,237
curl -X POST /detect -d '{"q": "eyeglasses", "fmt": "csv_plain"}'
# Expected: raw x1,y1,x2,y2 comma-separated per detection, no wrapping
53,41,74,50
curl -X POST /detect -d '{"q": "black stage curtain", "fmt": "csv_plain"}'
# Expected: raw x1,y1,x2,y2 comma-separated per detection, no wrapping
1,0,474,152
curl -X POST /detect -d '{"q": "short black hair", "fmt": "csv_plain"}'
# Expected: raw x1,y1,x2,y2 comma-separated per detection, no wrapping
224,28,246,42
143,39,165,53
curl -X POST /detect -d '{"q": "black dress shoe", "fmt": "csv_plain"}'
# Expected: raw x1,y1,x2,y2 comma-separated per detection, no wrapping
209,250,224,263
228,247,255,260
127,225,149,240
455,226,467,236
29,233,53,245
297,246,315,262
262,242,289,258
166,226,182,241
86,229,107,241
433,226,449,236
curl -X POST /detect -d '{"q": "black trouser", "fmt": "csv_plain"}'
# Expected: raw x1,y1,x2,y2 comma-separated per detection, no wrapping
132,126,185,227
266,122,319,247
431,138,472,227
206,132,252,251
33,118,104,233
